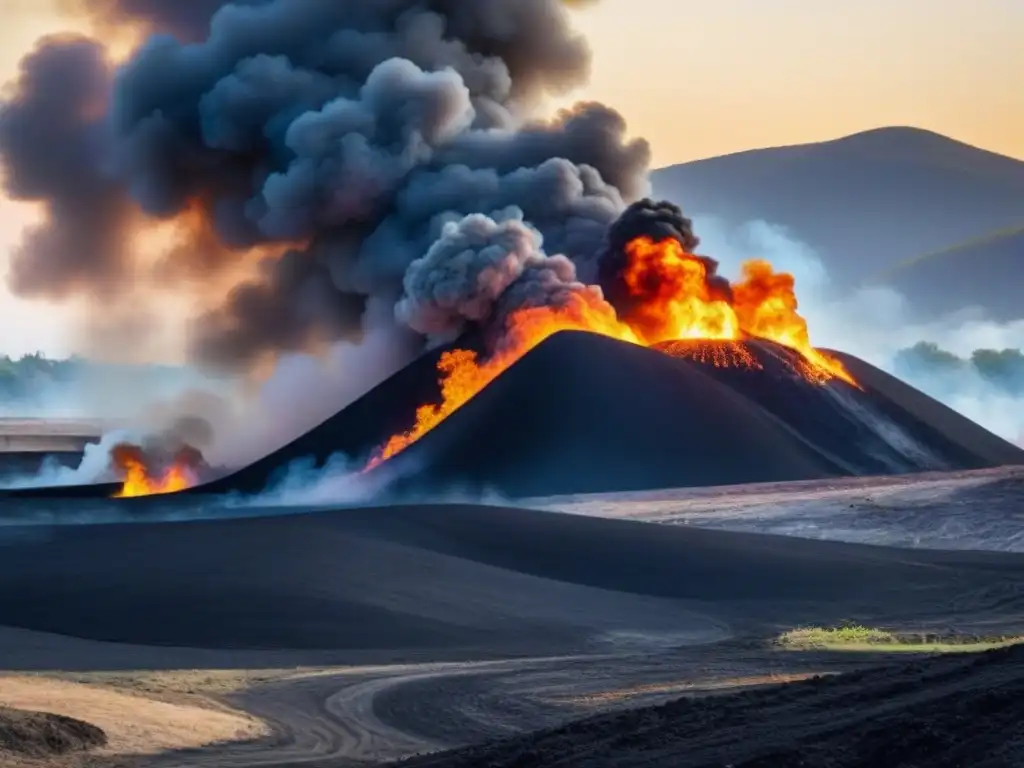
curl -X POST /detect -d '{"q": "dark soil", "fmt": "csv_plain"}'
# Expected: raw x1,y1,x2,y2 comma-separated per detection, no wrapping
0,706,107,758
398,643,1024,767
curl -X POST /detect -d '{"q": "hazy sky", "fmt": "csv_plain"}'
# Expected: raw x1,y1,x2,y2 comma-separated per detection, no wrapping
1,0,1021,357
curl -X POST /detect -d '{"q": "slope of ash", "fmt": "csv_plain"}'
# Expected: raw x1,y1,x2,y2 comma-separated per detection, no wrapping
377,332,846,498
1,502,1022,651
825,348,1024,468
370,332,1023,498
657,338,1024,476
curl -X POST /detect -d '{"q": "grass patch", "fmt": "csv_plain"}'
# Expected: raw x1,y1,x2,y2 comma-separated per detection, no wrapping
775,624,1024,654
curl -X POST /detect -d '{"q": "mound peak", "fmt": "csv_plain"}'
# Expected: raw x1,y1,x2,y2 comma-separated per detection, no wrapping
374,331,1021,497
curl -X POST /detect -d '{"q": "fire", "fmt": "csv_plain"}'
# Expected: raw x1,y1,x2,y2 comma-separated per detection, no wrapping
366,234,857,469
621,237,856,386
621,236,738,341
365,291,638,468
109,443,200,498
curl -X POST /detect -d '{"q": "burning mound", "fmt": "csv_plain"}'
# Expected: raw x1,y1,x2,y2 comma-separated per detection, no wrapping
361,331,1022,498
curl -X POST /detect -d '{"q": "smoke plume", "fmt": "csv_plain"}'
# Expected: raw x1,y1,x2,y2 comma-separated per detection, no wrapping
1,0,648,372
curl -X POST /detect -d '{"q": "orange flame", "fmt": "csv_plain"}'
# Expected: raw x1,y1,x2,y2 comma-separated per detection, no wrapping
365,290,638,468
621,235,738,342
109,443,200,498
113,459,195,498
620,237,856,386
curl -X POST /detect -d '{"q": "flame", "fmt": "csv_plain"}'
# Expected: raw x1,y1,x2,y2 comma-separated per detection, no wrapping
621,237,856,386
365,291,638,469
109,443,200,498
113,459,195,498
367,234,857,468
621,236,738,342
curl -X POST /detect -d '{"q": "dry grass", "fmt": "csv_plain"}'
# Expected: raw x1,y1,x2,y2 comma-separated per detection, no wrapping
0,675,266,758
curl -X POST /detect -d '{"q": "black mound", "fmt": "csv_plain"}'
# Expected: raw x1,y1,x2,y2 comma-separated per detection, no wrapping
381,332,847,497
374,332,1023,497
656,338,1024,475
1,503,1021,650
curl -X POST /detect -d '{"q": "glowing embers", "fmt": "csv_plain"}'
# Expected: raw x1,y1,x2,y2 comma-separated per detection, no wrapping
656,339,762,371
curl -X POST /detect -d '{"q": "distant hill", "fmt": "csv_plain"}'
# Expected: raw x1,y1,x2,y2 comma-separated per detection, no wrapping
651,127,1024,311
875,225,1024,320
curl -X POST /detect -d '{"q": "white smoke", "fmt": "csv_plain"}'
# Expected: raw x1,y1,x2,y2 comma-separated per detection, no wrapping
1,300,421,491
191,317,419,470
693,215,1024,445
232,451,415,509
0,429,139,488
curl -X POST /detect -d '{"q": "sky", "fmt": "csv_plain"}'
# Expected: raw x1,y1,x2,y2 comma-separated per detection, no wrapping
1,0,1021,357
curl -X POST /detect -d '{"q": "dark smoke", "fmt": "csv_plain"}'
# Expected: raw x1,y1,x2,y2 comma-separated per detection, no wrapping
0,0,649,371
597,198,733,321
0,36,131,298
396,211,545,341
396,207,605,346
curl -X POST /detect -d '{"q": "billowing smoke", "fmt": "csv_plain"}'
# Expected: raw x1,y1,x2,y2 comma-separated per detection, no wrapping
396,207,602,346
1,0,647,374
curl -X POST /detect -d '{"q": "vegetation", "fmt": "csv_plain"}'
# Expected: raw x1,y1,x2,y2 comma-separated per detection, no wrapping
0,352,81,401
894,341,1024,394
775,623,1024,653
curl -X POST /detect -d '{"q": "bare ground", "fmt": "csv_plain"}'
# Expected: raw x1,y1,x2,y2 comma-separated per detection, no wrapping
3,467,1024,767
399,643,1024,768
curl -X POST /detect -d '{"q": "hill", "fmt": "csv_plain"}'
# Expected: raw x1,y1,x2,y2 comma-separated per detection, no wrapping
872,224,1024,320
651,127,1024,304
0,502,1022,651
4,331,1022,501
378,333,1023,498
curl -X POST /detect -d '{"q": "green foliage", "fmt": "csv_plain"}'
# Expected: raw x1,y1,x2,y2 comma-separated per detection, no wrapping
775,624,1024,653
